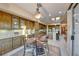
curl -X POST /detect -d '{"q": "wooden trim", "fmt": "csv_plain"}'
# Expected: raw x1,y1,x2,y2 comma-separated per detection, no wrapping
10,14,13,30
73,3,78,9
68,3,73,10
18,17,21,29
68,3,79,10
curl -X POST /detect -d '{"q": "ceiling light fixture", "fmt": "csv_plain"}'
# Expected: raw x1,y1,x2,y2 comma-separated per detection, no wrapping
35,12,41,19
51,18,55,21
35,3,42,19
56,17,60,20
59,11,62,14
49,14,51,16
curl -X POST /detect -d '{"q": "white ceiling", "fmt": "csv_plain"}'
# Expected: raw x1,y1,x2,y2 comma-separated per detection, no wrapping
15,3,70,24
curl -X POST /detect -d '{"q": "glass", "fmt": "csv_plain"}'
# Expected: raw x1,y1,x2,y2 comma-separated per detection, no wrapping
12,16,19,29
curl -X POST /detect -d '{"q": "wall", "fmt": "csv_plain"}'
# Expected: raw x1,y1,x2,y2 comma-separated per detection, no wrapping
74,4,79,56
67,9,73,56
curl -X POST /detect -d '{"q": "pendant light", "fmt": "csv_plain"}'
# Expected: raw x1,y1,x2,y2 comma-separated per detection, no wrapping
35,3,42,19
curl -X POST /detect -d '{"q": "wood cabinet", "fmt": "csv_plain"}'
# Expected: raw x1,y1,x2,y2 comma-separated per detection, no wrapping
39,23,46,29
12,16,20,29
20,19,26,29
0,11,12,29
34,22,39,30
29,21,34,30
25,20,29,29
0,11,46,31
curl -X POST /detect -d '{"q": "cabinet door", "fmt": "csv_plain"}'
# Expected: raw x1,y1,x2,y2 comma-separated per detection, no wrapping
25,20,29,29
0,12,2,29
34,22,39,30
0,11,12,29
13,37,20,48
12,16,20,29
30,21,34,30
20,19,26,29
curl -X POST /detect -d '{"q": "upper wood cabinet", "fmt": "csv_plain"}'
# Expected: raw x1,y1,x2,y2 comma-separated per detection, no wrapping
25,20,29,29
0,11,12,29
29,21,34,30
34,22,39,30
12,16,20,29
39,23,46,29
20,18,26,29
0,11,46,30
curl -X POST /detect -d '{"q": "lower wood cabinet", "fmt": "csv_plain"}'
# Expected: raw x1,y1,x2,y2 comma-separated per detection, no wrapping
0,35,25,55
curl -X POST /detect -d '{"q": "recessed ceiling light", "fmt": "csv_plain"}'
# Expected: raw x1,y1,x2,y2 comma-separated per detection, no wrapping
49,14,51,16
59,11,62,14
51,18,55,21
56,17,60,20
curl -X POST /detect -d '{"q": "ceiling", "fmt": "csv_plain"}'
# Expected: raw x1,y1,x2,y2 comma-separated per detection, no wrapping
15,3,70,25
